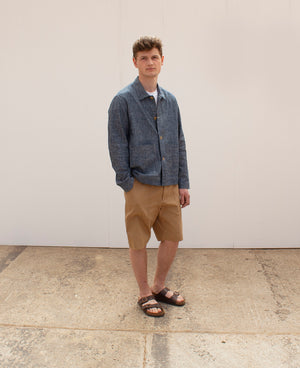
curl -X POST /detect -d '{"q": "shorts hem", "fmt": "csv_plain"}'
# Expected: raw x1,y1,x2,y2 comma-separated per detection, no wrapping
156,237,183,242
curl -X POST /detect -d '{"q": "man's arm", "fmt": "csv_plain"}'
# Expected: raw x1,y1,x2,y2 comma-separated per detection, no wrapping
177,107,190,207
179,188,190,208
108,95,134,192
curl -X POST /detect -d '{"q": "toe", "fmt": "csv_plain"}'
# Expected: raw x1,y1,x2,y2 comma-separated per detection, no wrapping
166,290,184,301
149,307,159,313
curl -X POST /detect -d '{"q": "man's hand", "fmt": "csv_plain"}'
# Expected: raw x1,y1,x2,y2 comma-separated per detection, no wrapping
179,189,190,208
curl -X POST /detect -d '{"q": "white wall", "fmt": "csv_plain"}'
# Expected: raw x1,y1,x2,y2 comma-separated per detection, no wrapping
1,0,299,248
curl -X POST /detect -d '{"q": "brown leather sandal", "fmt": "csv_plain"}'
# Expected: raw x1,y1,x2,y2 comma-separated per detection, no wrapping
138,295,165,317
153,287,185,306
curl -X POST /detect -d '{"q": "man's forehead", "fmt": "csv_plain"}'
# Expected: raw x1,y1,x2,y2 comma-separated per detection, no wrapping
136,48,161,57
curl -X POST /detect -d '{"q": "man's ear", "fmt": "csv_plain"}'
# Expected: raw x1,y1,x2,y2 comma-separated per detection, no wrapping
133,57,137,68
161,55,164,65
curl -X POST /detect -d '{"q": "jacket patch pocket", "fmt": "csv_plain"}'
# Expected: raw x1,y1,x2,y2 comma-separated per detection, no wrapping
130,144,158,174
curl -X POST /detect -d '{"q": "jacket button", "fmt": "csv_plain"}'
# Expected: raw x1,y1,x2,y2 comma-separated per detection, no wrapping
154,116,157,120
160,136,163,140
162,157,165,161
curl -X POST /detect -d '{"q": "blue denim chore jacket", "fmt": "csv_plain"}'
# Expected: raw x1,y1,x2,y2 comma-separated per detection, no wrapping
108,77,190,192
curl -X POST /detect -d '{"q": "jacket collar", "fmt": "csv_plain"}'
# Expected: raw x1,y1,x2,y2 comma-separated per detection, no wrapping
132,77,166,101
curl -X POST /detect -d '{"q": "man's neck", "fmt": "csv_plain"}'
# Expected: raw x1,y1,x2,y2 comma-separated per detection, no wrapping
138,75,158,92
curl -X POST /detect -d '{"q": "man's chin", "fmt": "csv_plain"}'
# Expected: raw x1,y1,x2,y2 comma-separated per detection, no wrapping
144,72,159,78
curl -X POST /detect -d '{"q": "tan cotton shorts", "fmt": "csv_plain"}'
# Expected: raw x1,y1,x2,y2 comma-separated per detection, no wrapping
124,179,183,250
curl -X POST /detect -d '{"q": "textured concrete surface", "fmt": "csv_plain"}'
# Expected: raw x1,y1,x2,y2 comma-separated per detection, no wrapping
0,246,299,367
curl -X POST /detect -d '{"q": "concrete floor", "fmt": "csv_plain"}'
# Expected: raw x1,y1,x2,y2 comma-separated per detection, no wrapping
0,246,299,368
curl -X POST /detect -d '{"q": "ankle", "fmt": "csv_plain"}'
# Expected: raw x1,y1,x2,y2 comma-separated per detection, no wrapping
151,283,165,294
139,288,153,299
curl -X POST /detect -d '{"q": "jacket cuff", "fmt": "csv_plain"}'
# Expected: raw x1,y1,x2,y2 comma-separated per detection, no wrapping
119,176,134,192
178,179,190,190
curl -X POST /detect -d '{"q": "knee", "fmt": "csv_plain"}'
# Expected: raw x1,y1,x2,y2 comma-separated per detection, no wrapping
160,240,179,247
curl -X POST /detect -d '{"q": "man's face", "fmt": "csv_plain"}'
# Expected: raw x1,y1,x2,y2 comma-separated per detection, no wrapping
133,48,164,79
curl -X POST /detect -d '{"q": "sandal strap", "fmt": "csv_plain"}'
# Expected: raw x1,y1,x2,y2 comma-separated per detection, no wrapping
138,295,155,305
159,287,170,296
140,302,162,311
159,287,180,300
138,295,163,310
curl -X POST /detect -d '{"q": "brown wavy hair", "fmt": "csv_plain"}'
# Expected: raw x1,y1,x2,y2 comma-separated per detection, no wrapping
132,36,163,58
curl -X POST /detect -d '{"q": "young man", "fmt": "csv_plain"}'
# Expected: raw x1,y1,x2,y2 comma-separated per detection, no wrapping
108,36,190,317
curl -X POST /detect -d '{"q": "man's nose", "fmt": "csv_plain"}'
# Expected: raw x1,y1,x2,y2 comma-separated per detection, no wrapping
147,58,154,65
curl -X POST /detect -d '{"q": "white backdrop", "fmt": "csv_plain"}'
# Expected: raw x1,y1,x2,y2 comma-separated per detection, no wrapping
1,0,299,248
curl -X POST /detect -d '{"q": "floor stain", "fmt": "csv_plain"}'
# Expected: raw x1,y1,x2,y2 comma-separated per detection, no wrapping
0,327,46,368
151,333,170,368
0,247,26,274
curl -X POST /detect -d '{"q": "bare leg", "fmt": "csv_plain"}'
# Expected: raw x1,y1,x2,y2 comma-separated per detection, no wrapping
151,240,184,303
129,248,162,314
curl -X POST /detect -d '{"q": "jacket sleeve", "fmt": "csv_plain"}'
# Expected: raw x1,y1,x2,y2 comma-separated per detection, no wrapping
108,95,134,192
178,107,190,189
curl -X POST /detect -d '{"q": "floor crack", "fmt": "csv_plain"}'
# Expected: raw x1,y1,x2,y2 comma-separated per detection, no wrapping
143,334,147,368
254,252,292,321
